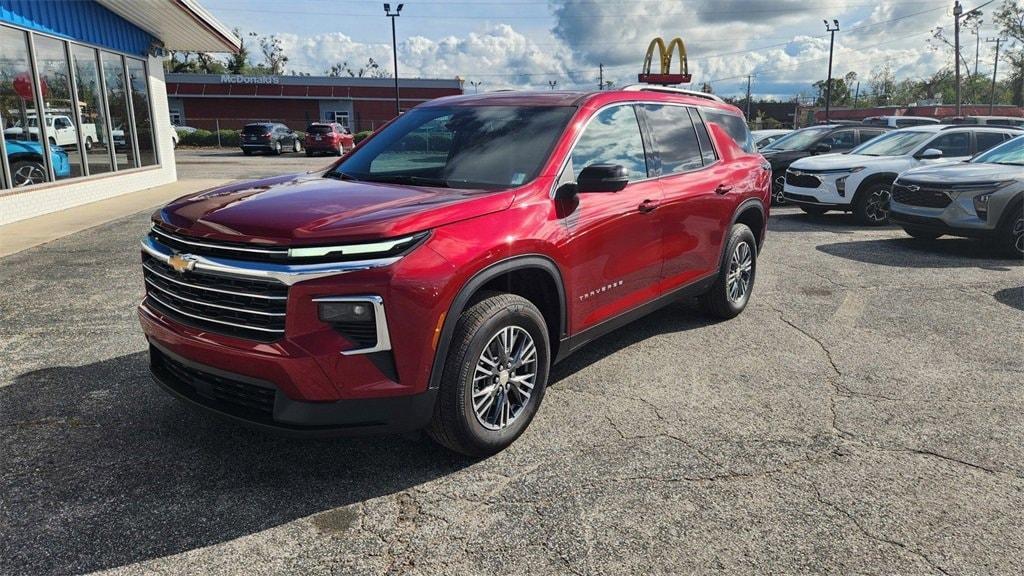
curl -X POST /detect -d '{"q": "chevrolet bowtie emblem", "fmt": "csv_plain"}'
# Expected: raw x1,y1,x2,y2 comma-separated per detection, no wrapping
168,253,197,273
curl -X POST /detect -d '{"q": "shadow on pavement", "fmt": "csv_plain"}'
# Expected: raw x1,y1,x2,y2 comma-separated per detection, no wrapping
816,237,1023,270
0,352,471,576
768,210,876,235
994,286,1024,311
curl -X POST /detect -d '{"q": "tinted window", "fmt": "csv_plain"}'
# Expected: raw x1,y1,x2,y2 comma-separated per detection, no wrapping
335,105,574,189
859,129,886,144
243,125,269,135
703,109,755,153
824,130,856,150
571,105,648,181
976,131,1008,153
929,132,971,157
307,125,333,134
643,104,703,174
972,135,1024,165
689,109,717,164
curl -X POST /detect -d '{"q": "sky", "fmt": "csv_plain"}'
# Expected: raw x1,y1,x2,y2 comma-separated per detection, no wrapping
200,0,1012,100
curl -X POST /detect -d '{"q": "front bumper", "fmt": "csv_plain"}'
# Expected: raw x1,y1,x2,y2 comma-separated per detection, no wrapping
782,172,857,208
149,341,436,435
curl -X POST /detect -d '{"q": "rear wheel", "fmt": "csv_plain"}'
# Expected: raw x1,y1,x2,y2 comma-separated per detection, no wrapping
854,182,891,226
428,293,550,457
84,136,94,151
799,205,829,216
699,224,757,319
902,226,942,240
293,139,301,153
272,141,282,155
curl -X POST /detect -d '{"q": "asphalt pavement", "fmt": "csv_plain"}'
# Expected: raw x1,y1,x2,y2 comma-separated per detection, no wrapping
1,149,1022,575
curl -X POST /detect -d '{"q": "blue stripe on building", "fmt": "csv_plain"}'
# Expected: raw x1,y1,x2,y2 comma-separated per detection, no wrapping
0,0,153,56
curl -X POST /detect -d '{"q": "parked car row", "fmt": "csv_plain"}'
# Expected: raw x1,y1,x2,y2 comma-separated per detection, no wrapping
236,122,355,156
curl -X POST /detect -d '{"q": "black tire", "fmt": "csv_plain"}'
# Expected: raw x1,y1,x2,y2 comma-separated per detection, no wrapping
242,149,252,156
902,226,942,240
427,293,550,457
9,160,47,187
273,141,282,155
48,137,56,146
84,137,93,151
293,140,302,153
305,150,313,157
996,203,1024,258
854,182,891,226
699,223,757,319
799,205,829,216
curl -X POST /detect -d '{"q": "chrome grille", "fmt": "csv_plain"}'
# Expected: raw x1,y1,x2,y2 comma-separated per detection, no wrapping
142,253,287,342
891,183,952,208
786,171,822,188
150,225,290,262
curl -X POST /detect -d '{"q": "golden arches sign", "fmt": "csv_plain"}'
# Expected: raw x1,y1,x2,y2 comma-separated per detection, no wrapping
639,37,691,84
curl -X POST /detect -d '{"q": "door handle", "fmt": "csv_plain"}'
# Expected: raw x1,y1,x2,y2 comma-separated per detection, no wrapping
715,184,733,195
638,199,658,213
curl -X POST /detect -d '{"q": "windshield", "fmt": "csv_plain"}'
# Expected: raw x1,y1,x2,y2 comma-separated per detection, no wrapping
971,135,1024,165
762,127,831,151
330,105,575,190
851,130,932,156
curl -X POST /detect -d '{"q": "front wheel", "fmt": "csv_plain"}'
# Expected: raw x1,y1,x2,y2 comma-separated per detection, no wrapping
997,207,1024,258
854,183,891,226
428,293,550,457
772,176,787,206
293,139,301,153
10,160,47,187
272,141,282,155
84,136,94,151
699,223,757,319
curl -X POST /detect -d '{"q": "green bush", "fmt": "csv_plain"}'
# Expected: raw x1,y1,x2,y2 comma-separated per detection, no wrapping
215,129,240,146
177,129,242,147
354,130,373,144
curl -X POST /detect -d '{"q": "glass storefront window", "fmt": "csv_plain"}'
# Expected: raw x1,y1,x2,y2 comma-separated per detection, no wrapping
1,25,50,187
101,51,135,170
34,35,82,180
126,58,156,166
71,45,112,175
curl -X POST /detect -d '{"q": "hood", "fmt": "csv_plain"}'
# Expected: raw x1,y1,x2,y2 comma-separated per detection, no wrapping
898,161,1024,185
789,153,879,171
156,172,515,245
760,148,810,171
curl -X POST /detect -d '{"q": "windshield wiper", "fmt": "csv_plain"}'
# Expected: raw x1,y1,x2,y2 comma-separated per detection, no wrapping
362,174,451,188
323,170,361,181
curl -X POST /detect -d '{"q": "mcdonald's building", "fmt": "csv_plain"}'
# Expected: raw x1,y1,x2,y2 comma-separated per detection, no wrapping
165,74,464,134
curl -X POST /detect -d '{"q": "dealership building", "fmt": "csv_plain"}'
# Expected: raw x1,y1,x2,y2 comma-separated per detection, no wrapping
0,0,239,225
165,74,464,133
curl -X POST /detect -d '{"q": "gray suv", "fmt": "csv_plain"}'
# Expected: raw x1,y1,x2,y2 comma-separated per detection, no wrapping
890,135,1024,256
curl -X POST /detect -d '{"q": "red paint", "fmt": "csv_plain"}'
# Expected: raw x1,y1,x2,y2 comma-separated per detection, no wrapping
141,89,769,407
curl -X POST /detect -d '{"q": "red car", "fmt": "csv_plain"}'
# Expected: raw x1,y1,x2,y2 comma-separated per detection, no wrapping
139,87,770,456
304,122,354,156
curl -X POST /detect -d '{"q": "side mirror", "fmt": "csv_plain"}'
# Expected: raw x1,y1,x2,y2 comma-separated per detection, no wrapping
577,164,629,193
918,148,943,160
813,142,832,154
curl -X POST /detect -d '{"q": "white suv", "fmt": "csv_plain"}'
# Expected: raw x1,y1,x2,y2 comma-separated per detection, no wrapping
782,125,1021,225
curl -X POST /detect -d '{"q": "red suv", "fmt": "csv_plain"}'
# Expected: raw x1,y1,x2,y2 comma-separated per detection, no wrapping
304,122,354,156
139,87,770,455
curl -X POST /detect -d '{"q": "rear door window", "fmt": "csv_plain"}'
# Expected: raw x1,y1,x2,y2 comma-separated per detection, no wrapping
976,131,1009,153
858,129,886,144
571,105,648,181
825,130,856,150
642,104,703,175
703,109,755,153
929,132,971,156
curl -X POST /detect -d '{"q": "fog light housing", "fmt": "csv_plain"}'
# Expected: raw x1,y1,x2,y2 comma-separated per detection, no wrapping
319,301,375,323
973,192,992,220
835,176,849,197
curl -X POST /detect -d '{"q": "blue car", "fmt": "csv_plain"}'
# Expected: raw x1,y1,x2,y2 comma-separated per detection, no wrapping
5,139,71,186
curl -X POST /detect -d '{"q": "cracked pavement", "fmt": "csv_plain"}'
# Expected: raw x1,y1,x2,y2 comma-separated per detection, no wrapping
2,170,1023,575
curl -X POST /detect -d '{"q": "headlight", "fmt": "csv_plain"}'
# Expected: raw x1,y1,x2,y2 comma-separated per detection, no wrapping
288,231,427,261
973,192,992,220
836,176,849,196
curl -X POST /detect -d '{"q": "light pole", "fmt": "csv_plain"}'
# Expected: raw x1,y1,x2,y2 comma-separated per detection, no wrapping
384,3,403,116
469,80,482,93
986,37,1000,114
824,19,839,124
954,1,995,115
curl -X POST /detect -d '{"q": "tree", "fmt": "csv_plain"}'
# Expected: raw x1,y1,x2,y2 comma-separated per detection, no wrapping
225,28,252,74
868,63,896,105
324,58,390,78
163,50,225,74
813,71,858,106
256,34,288,75
994,0,1024,105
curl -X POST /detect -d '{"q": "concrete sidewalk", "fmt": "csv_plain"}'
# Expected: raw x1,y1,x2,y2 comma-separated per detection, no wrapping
0,179,227,258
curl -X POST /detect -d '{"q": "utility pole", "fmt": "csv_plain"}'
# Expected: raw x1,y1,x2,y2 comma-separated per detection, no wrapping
599,63,604,90
384,3,403,116
469,80,482,94
823,19,840,123
745,75,752,118
853,81,860,108
548,80,558,90
987,37,1000,114
954,1,962,115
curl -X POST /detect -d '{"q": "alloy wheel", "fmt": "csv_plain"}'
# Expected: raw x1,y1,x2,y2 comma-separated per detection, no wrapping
773,177,787,205
1013,216,1024,256
472,326,538,431
12,163,46,187
865,188,890,223
727,241,753,303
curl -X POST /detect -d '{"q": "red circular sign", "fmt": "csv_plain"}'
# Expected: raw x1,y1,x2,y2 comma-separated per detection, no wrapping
12,72,47,100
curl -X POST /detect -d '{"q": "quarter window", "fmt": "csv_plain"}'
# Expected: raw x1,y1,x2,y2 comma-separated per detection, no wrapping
690,109,717,164
643,104,703,175
703,109,755,153
571,105,648,181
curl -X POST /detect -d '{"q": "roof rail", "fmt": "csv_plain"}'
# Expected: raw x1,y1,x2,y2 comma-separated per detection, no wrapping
621,84,724,103
939,123,1024,130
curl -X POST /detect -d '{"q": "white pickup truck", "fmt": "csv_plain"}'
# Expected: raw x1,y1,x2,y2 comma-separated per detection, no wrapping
3,115,99,150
